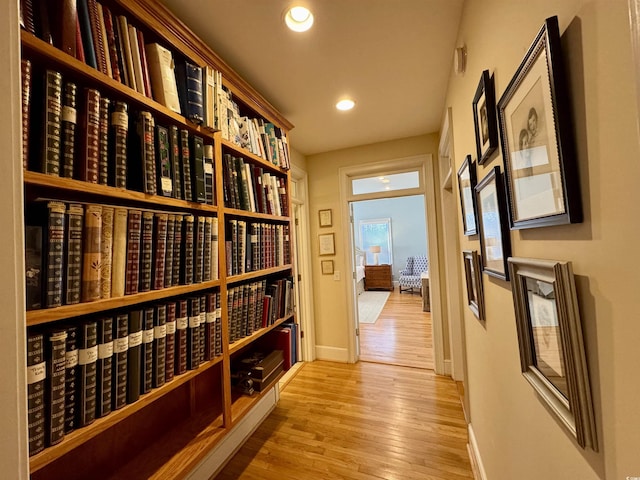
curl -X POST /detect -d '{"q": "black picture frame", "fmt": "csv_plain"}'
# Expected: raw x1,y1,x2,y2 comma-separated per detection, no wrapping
472,70,498,165
496,16,582,229
457,155,478,236
463,250,484,321
475,166,512,281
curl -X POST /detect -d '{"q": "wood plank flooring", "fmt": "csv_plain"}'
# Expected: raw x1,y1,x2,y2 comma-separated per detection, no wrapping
214,361,473,479
359,288,433,370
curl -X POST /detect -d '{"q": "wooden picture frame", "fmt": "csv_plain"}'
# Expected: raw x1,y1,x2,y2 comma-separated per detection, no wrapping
473,70,498,165
463,250,484,321
475,166,512,280
321,259,334,275
508,257,597,450
318,233,335,256
319,209,333,227
496,16,582,229
457,155,478,236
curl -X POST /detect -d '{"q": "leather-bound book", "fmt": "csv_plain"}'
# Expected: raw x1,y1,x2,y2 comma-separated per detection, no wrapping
21,59,32,170
95,316,113,418
155,125,173,197
26,331,46,456
191,135,206,203
97,96,110,185
169,126,182,199
63,325,79,433
124,209,141,295
44,328,67,447
172,215,183,286
126,309,142,404
77,320,98,428
60,81,77,178
163,214,175,288
110,207,128,297
175,299,188,375
100,205,114,299
164,302,176,383
109,100,128,188
64,203,83,305
40,70,63,176
112,313,128,410
179,129,193,201
181,214,194,285
152,213,168,290
138,210,154,292
81,204,102,302
140,308,154,394
153,304,167,388
78,87,101,183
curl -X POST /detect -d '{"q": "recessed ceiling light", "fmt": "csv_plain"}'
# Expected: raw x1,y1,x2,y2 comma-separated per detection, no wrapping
336,99,355,111
285,6,314,32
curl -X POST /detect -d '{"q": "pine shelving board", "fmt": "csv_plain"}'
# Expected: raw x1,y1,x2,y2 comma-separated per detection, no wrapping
221,138,289,175
228,313,294,355
223,207,290,222
229,370,286,421
226,265,293,286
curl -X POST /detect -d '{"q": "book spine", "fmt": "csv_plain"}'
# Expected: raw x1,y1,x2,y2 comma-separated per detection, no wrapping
187,297,200,370
100,206,114,299
126,309,143,404
180,129,193,202
182,215,194,285
211,217,219,281
165,302,176,382
26,332,46,456
203,217,212,282
172,215,183,286
164,215,175,288
169,125,182,199
77,0,97,69
60,81,77,178
21,0,36,34
214,291,222,356
41,70,63,175
153,304,167,388
112,14,128,86
79,87,101,183
21,59,32,170
110,101,128,188
191,135,206,203
155,125,173,196
64,325,78,433
64,203,83,305
110,207,128,297
125,209,142,295
184,61,204,124
175,299,188,375
77,320,98,428
141,308,154,394
102,5,120,82
205,293,215,361
81,204,102,302
152,213,168,290
198,295,206,365
87,0,106,74
95,316,113,418
194,216,205,283
138,210,154,292
75,12,85,63
138,111,157,194
45,329,67,447
97,96,110,185
45,201,66,308
137,29,152,97
112,313,128,410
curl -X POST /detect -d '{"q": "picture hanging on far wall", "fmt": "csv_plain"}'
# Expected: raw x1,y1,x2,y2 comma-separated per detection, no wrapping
321,259,334,275
318,209,333,227
472,69,498,165
496,16,582,230
508,257,597,450
457,155,478,236
463,250,484,321
475,166,512,281
318,233,335,256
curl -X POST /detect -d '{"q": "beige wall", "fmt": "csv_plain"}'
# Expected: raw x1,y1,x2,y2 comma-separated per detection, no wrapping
446,0,640,478
306,135,439,355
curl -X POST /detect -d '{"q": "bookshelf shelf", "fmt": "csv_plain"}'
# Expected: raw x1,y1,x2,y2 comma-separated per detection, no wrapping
229,313,294,355
24,171,219,213
221,138,289,175
226,265,293,285
26,280,221,326
229,370,285,422
29,355,224,474
223,207,290,222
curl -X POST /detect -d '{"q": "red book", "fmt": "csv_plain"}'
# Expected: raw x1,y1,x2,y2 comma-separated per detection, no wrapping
87,0,107,74
124,209,142,295
102,5,121,82
55,0,77,57
137,29,152,98
75,16,85,62
152,213,168,290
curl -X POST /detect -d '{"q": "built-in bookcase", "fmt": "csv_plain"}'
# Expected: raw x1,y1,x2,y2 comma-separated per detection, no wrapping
20,0,295,477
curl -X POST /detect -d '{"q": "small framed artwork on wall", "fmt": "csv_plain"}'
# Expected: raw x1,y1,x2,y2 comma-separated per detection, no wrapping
463,250,484,321
472,69,498,165
457,155,478,236
319,209,333,227
321,259,334,275
318,233,335,256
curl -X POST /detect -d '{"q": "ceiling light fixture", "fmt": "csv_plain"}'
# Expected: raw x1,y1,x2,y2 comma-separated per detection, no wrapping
285,6,314,32
336,99,355,111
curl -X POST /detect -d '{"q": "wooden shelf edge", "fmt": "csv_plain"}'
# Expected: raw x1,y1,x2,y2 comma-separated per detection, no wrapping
229,370,285,423
221,138,289,175
228,313,295,355
278,361,306,391
20,31,215,141
226,265,292,285
29,355,224,473
27,280,221,326
223,207,290,222
24,171,218,213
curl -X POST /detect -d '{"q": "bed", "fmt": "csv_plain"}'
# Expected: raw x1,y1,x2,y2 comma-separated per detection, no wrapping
355,248,366,294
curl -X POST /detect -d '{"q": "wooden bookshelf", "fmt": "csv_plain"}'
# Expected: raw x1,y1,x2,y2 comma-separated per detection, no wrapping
223,206,290,222
221,138,289,175
229,314,294,355
226,265,293,285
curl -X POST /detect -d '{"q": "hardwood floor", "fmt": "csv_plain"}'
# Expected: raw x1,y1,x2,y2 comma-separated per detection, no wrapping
359,288,433,370
215,361,473,480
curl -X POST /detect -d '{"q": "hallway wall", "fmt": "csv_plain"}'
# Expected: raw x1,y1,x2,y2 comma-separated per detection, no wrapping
444,0,640,478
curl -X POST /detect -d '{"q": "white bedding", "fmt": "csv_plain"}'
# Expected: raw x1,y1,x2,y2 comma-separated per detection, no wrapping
356,265,366,283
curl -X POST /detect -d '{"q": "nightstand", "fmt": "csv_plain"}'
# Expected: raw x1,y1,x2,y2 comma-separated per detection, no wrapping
364,265,393,291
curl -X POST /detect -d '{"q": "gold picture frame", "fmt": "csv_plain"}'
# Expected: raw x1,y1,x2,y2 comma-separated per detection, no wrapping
318,233,335,256
321,259,334,275
319,209,333,227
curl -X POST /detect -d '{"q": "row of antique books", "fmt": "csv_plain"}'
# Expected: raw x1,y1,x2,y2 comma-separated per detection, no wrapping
26,292,222,456
21,63,215,204
25,200,219,310
225,220,291,277
227,277,294,344
222,153,290,216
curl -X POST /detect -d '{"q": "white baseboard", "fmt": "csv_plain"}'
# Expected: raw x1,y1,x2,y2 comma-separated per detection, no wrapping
315,345,349,362
186,387,279,480
467,423,487,480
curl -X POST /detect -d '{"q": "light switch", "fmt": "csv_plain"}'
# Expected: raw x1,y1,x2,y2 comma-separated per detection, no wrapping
333,271,340,281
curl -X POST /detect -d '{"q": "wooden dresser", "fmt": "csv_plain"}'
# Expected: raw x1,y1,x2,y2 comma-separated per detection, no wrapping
365,265,393,291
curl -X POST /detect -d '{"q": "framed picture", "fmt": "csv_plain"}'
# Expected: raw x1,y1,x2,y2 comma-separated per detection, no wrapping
496,16,582,229
472,70,498,165
321,259,334,275
475,166,512,280
457,155,478,236
508,257,597,450
318,233,335,256
319,209,333,227
462,250,484,321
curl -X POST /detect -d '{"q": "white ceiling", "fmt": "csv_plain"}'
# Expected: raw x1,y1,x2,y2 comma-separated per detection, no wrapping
159,0,465,156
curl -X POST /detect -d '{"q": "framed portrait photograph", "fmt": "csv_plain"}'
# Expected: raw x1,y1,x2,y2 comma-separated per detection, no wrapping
472,70,498,165
457,155,478,236
463,250,484,321
321,259,334,275
496,16,582,229
475,166,512,281
508,257,597,450
318,233,335,256
319,209,333,227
